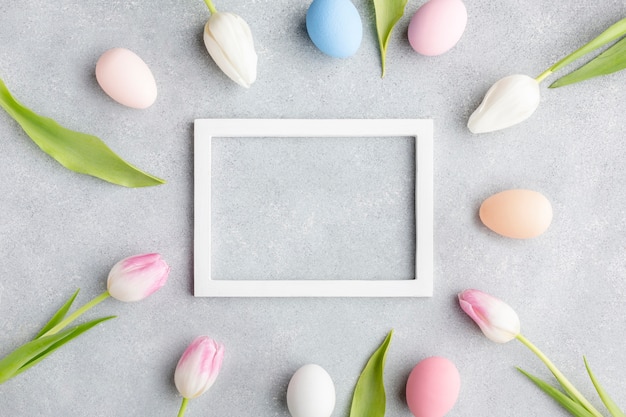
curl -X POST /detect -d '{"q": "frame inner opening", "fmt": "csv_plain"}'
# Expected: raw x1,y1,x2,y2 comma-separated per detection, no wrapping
210,136,416,281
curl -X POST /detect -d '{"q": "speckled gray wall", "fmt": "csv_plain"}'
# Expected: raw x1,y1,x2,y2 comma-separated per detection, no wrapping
0,0,625,416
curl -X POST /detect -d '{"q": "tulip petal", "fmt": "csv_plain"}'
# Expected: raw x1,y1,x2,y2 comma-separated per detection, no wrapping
458,289,520,343
107,253,170,302
175,336,225,399
204,13,257,88
468,74,540,134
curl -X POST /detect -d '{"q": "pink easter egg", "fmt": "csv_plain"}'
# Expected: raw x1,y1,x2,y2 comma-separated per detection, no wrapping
406,356,461,417
95,48,157,109
408,0,467,56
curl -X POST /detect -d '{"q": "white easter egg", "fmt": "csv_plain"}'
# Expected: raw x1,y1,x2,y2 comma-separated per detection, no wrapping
287,364,335,417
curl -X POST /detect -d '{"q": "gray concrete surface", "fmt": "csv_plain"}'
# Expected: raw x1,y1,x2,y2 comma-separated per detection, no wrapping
0,0,625,416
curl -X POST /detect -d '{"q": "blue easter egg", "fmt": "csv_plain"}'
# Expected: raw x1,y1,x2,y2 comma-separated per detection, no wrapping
306,0,362,58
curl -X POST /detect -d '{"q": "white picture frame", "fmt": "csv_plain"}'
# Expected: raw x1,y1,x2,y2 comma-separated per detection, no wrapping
194,119,433,297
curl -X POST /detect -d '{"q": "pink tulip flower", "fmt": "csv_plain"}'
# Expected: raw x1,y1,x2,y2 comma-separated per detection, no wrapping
458,289,520,343
106,253,170,302
175,336,225,400
458,289,613,417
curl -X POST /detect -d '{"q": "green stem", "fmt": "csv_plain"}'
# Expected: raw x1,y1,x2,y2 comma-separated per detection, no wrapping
535,17,626,84
516,334,604,417
203,0,217,14
40,291,111,338
177,398,189,417
535,69,553,83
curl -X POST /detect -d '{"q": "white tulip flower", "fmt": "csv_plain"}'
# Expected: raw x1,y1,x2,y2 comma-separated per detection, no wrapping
467,74,541,134
201,0,257,88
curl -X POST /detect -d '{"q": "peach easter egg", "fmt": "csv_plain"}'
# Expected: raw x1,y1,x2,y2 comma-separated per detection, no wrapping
479,189,553,239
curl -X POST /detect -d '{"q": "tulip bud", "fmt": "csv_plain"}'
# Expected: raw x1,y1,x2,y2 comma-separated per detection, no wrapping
458,289,521,343
175,336,225,399
106,253,169,302
203,12,258,88
467,74,541,134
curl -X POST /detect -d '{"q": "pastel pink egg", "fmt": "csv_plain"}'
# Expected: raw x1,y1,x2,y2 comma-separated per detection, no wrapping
406,356,460,417
95,48,157,109
408,0,467,56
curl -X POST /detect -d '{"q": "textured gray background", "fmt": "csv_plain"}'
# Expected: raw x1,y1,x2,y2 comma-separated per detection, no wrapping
1,0,625,416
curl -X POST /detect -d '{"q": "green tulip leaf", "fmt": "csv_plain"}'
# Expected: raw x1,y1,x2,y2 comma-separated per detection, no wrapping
583,357,626,417
550,36,626,87
35,289,80,339
373,0,408,77
516,335,605,417
13,316,115,379
349,330,393,417
517,367,596,417
547,17,626,76
0,316,115,384
0,78,165,188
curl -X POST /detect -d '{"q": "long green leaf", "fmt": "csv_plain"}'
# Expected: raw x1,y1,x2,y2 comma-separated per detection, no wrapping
0,330,75,383
0,78,165,188
349,330,393,417
0,316,114,384
550,36,626,87
516,334,603,417
14,316,115,378
584,357,626,417
35,289,80,339
548,17,626,75
373,0,408,77
517,367,597,417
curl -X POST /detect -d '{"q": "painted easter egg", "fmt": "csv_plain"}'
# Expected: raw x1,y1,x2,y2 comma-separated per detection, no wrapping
479,189,553,239
406,356,461,417
306,0,362,58
408,0,467,56
95,48,157,109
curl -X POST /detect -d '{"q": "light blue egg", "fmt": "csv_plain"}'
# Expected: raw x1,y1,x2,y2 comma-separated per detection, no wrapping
306,0,362,58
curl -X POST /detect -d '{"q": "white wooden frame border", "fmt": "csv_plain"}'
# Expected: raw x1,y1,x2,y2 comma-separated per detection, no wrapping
194,119,433,297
